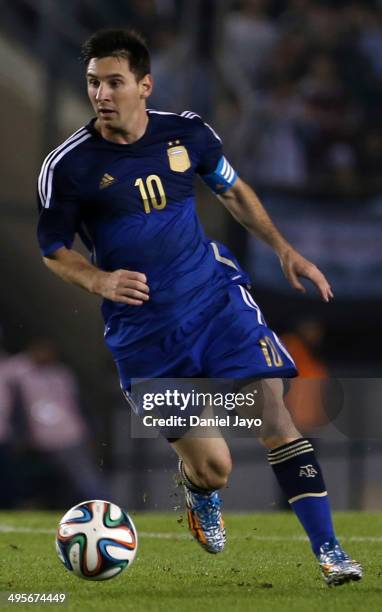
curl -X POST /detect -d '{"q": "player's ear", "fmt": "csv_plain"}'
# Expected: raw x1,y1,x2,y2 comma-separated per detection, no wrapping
139,74,153,99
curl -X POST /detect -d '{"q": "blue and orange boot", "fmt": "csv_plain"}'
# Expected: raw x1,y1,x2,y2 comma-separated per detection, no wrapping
317,538,363,586
179,460,226,554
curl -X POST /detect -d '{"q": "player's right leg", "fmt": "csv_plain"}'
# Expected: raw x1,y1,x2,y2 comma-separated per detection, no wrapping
170,412,231,554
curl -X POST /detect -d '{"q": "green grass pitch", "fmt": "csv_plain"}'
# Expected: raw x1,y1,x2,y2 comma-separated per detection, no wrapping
0,511,381,611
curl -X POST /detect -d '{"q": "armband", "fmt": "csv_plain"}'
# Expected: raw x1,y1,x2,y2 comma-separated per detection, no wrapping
201,156,238,193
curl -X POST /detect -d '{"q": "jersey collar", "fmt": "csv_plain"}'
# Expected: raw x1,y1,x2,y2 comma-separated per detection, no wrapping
85,112,152,148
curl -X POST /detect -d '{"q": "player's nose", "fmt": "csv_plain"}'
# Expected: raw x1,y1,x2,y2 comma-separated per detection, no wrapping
95,83,110,102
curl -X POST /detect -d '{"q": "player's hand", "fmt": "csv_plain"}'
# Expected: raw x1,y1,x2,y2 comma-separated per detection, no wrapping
279,248,334,302
93,269,150,305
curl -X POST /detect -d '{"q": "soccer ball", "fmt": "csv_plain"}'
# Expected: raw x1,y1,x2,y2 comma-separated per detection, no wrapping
55,499,138,580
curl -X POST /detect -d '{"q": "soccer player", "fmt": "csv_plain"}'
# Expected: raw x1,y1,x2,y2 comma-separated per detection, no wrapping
37,29,362,586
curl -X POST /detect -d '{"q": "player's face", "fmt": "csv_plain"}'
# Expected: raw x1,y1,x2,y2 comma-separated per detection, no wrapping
86,56,152,132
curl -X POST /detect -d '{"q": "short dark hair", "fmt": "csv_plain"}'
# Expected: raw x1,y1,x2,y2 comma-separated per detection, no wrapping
80,28,150,81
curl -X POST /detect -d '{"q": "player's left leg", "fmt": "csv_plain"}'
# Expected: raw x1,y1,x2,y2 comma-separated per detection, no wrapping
170,407,231,554
244,378,363,586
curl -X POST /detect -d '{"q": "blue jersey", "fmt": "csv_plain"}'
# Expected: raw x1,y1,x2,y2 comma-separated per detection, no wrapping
37,110,250,359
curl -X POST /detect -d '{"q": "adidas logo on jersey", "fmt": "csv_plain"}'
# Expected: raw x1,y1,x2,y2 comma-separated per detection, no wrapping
99,173,116,189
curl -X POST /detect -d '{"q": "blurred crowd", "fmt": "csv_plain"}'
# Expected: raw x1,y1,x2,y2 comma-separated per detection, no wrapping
216,0,382,194
7,0,382,195
0,337,108,508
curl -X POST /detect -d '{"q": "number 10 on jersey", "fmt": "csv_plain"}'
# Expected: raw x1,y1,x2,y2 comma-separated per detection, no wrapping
134,175,167,214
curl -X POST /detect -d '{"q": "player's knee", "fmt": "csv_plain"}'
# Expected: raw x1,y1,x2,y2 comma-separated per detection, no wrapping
193,455,232,490
259,394,301,443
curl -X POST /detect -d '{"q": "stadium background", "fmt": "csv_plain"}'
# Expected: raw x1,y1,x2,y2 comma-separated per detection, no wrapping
0,0,381,512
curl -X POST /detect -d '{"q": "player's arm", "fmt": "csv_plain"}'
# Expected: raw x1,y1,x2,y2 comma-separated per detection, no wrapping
43,247,149,305
218,177,333,302
37,157,148,306
194,115,333,302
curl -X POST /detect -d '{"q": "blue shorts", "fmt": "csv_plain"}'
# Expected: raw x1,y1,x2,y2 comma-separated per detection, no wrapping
116,284,297,397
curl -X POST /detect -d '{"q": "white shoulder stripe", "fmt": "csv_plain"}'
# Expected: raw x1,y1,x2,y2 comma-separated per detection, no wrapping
38,127,89,204
38,128,88,199
147,109,179,116
40,132,91,209
181,110,201,119
148,109,201,119
180,110,222,143
149,109,223,144
39,127,87,181
204,121,222,143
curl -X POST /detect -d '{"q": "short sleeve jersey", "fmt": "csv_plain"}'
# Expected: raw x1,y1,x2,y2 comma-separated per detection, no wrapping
37,110,249,359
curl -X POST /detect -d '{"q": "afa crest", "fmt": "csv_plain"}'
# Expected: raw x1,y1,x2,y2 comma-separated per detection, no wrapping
167,142,191,173
299,464,318,478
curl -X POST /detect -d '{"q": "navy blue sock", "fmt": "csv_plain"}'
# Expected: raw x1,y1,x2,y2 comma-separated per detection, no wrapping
268,439,336,556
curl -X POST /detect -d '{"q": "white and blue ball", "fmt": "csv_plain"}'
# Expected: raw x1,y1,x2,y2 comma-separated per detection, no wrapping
56,499,138,580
